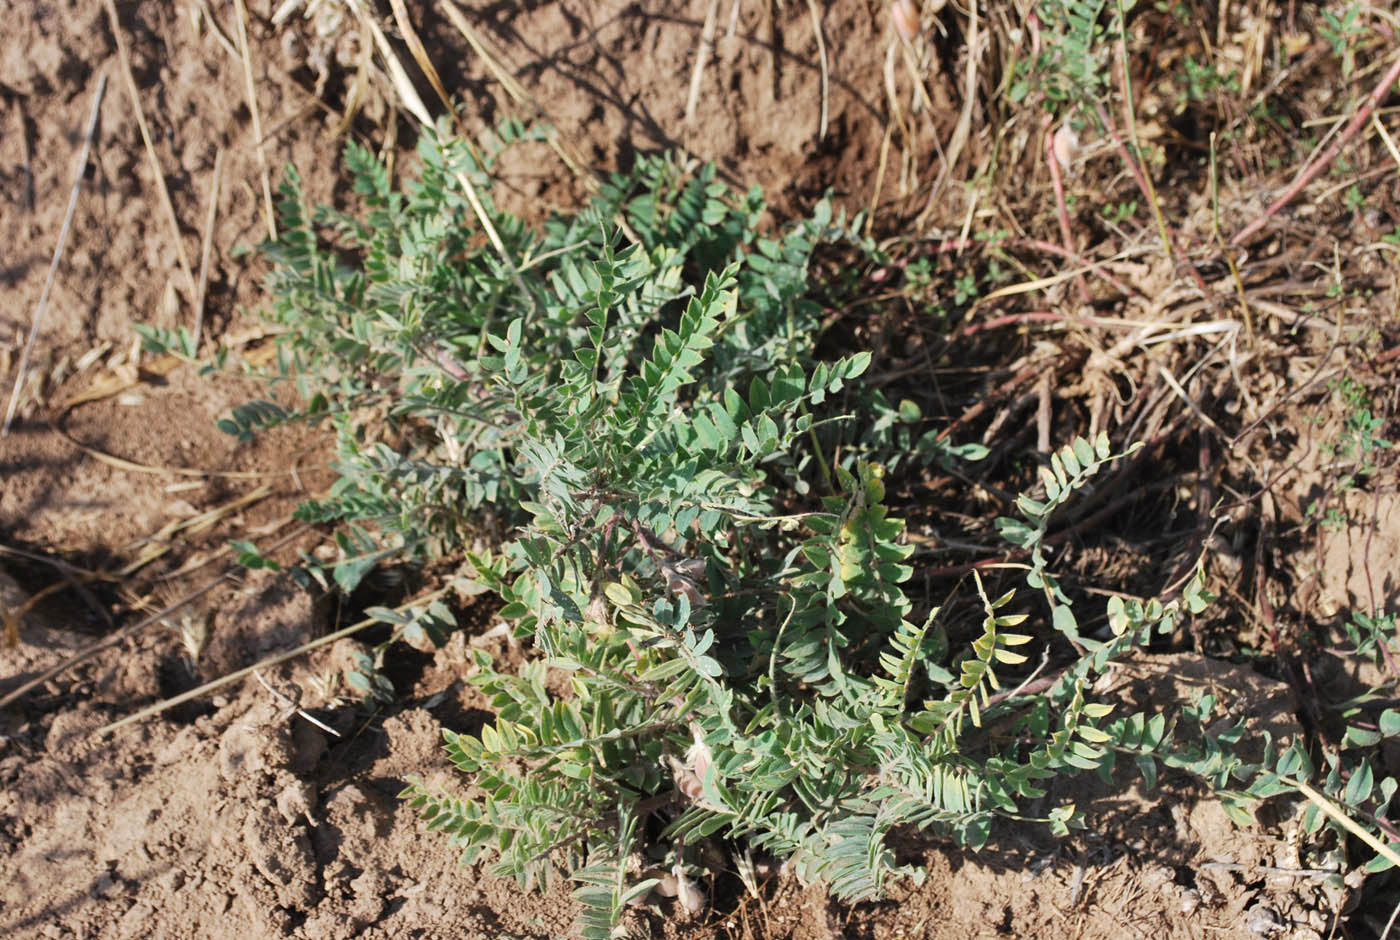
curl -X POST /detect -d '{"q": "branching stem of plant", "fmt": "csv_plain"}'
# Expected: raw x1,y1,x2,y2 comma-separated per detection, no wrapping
1290,778,1400,868
1230,54,1400,247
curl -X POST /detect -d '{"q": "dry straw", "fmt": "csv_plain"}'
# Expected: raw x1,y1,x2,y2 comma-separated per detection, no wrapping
100,0,198,300
232,0,278,241
3,75,108,436
193,148,225,350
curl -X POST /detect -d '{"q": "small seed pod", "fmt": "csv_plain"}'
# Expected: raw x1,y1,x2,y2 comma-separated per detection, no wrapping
665,572,708,609
677,769,705,802
673,864,706,916
651,870,680,898
670,557,707,580
685,729,714,781
891,0,920,42
583,594,609,627
1052,124,1081,172
668,755,706,803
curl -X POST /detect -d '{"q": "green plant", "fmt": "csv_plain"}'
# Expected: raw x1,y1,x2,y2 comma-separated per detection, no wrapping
233,130,1400,934
1174,55,1240,106
1342,610,1399,678
1319,4,1368,78
1325,377,1393,475
1010,0,1117,109
1100,199,1138,224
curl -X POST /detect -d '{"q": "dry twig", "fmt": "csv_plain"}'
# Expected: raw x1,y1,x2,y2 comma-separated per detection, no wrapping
439,0,591,183
193,148,225,350
232,0,278,241
101,0,198,299
99,584,449,736
0,524,313,711
685,0,722,123
1231,55,1400,247
805,0,829,141
3,75,107,437
389,0,465,137
1044,115,1091,303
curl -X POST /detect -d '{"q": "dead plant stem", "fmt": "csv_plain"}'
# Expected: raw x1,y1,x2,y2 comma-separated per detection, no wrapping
99,584,450,736
1231,54,1400,247
232,0,277,241
3,74,107,437
685,0,721,123
0,524,314,711
805,0,829,141
1044,114,1090,303
193,148,225,351
102,0,199,303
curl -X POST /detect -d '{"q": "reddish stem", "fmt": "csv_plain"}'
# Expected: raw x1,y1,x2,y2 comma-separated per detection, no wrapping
1230,55,1400,247
1044,114,1092,303
953,312,1066,337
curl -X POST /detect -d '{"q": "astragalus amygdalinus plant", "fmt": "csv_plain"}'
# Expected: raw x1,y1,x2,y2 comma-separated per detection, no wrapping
245,132,1217,936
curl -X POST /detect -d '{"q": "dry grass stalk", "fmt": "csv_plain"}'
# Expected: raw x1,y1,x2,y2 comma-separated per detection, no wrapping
270,0,306,25
253,669,341,737
50,416,292,480
118,484,273,577
925,0,979,217
3,74,108,437
1044,116,1091,303
98,584,450,736
330,20,373,139
439,0,591,184
1230,54,1400,247
867,121,893,233
1293,780,1400,870
194,148,225,350
100,0,198,300
232,0,278,241
0,524,313,712
191,0,239,57
685,0,722,123
389,0,467,137
805,0,829,141
354,3,515,269
726,0,742,37
1374,112,1400,170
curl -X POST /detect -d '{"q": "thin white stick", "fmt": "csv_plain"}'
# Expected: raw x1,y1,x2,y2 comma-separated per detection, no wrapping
193,148,225,350
805,0,828,140
685,0,721,123
99,586,449,736
101,0,197,298
3,74,108,437
358,6,514,265
253,669,342,737
725,0,742,38
233,0,277,241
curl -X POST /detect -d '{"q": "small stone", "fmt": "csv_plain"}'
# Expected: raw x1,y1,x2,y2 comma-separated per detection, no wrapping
1141,865,1174,892
275,778,318,825
1245,903,1282,936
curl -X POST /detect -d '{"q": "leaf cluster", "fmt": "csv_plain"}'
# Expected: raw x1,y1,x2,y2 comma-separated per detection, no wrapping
240,131,1399,934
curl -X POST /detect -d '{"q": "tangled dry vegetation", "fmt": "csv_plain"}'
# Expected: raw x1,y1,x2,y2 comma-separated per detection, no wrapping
2,1,1400,938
